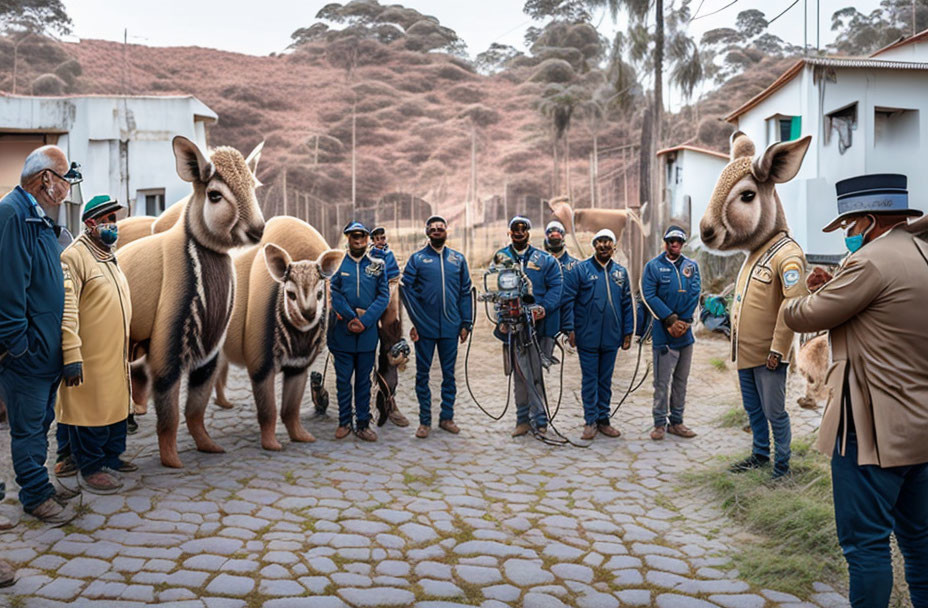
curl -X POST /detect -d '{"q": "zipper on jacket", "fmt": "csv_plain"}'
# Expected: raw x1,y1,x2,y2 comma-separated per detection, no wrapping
602,261,620,326
439,249,450,322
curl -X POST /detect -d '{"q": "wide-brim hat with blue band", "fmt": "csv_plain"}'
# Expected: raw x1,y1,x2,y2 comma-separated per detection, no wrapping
509,215,532,230
82,195,125,222
370,226,386,236
823,173,922,232
663,225,687,242
343,221,369,235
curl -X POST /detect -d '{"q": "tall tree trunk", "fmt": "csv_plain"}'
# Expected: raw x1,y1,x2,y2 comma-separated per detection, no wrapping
651,0,665,260
565,127,572,202
636,106,653,285
552,123,559,197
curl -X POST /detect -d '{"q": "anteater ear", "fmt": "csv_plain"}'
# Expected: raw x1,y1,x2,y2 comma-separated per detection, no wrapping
173,136,212,183
729,131,755,161
316,249,344,279
752,135,812,184
264,243,292,283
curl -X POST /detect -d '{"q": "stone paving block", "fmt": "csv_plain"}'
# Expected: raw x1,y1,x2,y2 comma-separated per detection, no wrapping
655,594,720,608
265,598,349,608
615,590,652,606
183,554,227,571
811,592,852,608
709,594,767,608
644,555,691,575
522,592,567,608
400,522,439,544
376,560,410,577
120,584,155,602
762,589,803,602
482,583,521,603
542,542,584,560
36,577,85,600
576,592,620,608
299,576,332,594
551,563,593,583
338,587,416,606
332,572,373,587
259,578,307,596
204,574,255,596
612,569,644,586
454,540,523,557
455,564,502,585
169,570,210,588
419,578,464,598
219,559,259,573
158,589,199,602
503,559,555,586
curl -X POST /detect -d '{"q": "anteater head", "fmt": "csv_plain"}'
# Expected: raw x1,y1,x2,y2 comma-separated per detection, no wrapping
699,131,811,253
173,136,266,252
264,243,343,332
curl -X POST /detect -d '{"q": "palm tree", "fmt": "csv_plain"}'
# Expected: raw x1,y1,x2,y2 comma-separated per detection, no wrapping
538,82,585,198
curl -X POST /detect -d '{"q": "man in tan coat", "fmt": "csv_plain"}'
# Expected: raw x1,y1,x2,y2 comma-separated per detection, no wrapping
58,195,134,495
784,174,928,608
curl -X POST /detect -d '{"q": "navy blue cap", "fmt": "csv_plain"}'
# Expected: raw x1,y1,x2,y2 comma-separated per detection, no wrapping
370,226,385,236
343,221,369,235
824,173,922,232
663,225,687,242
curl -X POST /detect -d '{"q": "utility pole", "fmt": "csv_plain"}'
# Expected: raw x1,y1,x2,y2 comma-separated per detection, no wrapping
803,0,808,55
589,151,596,208
351,103,357,218
282,167,288,216
467,122,477,260
816,0,821,53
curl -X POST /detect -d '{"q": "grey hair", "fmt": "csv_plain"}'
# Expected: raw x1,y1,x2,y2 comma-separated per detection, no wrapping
20,145,64,184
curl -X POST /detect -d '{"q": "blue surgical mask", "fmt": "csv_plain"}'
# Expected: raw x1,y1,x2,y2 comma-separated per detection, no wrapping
98,224,118,246
844,234,864,253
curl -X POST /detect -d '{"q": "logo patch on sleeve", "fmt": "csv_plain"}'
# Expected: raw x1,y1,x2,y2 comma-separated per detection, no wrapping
682,263,695,278
782,262,802,288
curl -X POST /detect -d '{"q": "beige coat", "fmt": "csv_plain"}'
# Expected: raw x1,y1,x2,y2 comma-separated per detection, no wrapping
57,234,132,426
784,227,928,467
731,232,808,369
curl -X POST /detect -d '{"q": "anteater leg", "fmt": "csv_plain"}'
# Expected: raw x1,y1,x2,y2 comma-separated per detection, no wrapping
282,368,314,443
213,355,234,409
152,379,183,468
252,373,281,451
130,358,150,415
186,356,224,454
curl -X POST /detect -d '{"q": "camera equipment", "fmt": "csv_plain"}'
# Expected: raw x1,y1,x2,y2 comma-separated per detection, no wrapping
478,255,546,354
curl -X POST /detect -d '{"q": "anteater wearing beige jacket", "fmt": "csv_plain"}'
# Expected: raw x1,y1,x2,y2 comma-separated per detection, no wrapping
118,136,266,468
213,217,342,451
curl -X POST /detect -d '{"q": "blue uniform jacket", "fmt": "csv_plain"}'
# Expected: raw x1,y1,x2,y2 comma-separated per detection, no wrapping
0,187,65,377
562,257,634,350
552,249,578,335
492,244,563,339
641,253,701,349
369,246,400,281
401,245,473,340
328,253,390,353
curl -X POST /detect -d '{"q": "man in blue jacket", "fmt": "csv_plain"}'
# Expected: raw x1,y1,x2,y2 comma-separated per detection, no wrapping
328,222,391,442
0,146,82,525
543,220,577,342
369,226,400,282
562,229,633,441
642,226,701,440
493,216,563,436
401,215,473,439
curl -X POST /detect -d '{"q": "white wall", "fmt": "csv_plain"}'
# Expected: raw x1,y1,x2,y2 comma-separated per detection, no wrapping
0,95,216,229
875,40,928,62
670,150,728,246
734,65,928,258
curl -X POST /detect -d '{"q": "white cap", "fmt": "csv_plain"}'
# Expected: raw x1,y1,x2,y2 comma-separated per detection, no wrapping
591,228,616,247
545,220,566,234
509,215,532,230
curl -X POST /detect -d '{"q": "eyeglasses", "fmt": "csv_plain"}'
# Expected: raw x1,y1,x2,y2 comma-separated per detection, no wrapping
45,162,83,185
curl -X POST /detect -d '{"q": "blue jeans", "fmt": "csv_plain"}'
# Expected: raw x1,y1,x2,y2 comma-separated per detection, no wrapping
415,337,458,426
332,350,376,430
738,364,791,473
69,420,128,476
0,367,59,510
577,347,618,426
833,434,928,608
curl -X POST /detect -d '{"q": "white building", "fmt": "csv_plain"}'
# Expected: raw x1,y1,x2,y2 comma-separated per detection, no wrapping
0,94,216,234
656,144,729,247
725,40,928,262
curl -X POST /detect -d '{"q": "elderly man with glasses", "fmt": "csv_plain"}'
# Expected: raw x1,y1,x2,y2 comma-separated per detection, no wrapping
0,146,82,526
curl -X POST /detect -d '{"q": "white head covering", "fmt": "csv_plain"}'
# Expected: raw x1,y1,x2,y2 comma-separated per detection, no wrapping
590,228,616,248
545,220,566,234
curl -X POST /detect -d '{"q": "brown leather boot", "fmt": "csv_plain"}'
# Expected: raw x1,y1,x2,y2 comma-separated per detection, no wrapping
415,425,430,439
597,423,621,438
0,558,15,588
388,409,410,427
356,428,378,442
667,423,696,438
26,497,76,527
581,425,596,440
335,426,352,440
80,470,123,495
511,423,531,437
438,419,460,434
650,425,666,440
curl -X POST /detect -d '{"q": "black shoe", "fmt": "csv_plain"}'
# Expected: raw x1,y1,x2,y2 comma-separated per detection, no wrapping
729,454,770,473
54,485,81,503
771,467,792,481
127,414,138,435
116,460,139,473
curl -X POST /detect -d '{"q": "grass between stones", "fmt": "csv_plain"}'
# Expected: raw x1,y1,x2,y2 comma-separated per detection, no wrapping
716,404,749,429
687,437,844,595
709,357,728,371
8,596,25,608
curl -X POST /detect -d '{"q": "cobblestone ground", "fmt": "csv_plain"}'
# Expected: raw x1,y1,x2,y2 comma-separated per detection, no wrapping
0,322,849,608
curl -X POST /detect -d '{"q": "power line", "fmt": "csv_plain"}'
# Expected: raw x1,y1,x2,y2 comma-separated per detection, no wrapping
690,0,739,21
767,0,802,25
689,0,709,22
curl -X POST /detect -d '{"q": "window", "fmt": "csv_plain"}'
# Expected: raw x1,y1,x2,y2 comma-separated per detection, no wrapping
824,103,857,154
675,166,683,185
138,189,165,216
874,107,919,148
766,115,802,145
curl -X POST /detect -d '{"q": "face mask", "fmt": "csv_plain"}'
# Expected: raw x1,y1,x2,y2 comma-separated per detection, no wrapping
98,224,119,246
844,216,873,254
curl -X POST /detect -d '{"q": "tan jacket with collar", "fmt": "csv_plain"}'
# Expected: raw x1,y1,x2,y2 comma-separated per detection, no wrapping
784,226,928,467
731,232,808,369
56,233,133,427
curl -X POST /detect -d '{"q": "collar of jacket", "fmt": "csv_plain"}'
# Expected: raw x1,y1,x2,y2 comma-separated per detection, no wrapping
658,251,689,267
78,233,115,262
591,256,613,271
508,243,534,261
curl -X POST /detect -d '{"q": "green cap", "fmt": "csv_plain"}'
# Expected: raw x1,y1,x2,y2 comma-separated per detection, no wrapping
82,195,124,222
